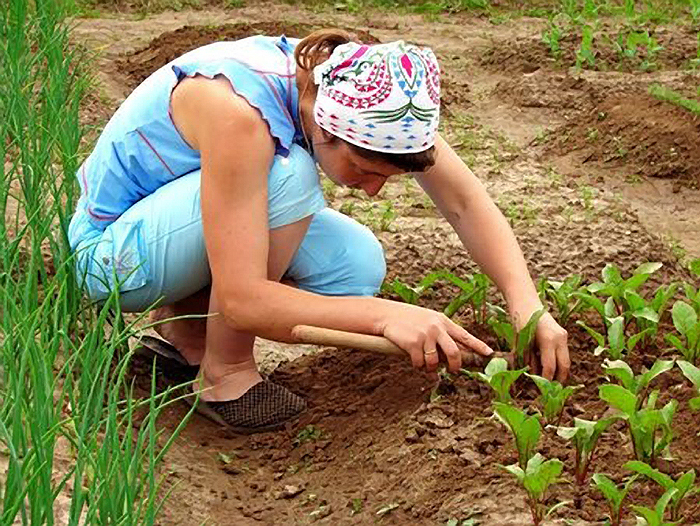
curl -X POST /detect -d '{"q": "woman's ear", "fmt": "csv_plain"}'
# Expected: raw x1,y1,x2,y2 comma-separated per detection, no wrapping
319,127,338,144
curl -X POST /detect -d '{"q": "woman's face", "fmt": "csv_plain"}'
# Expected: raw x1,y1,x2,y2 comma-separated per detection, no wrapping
313,136,404,197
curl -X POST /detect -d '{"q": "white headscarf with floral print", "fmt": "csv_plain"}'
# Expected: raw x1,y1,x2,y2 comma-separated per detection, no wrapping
313,40,441,154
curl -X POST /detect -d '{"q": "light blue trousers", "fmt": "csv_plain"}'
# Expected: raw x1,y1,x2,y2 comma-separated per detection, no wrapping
68,144,386,311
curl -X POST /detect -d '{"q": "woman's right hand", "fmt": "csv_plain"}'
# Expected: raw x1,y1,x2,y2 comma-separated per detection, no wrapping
378,303,494,374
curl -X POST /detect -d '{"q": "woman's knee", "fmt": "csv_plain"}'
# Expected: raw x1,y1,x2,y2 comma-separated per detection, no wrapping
340,228,386,295
289,209,387,296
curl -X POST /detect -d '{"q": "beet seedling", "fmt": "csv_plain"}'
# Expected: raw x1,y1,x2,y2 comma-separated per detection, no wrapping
624,461,698,522
494,403,541,469
683,281,700,315
599,385,677,466
630,487,679,526
381,271,443,305
501,453,567,526
464,357,527,403
578,315,652,360
677,360,700,411
556,416,619,486
441,272,492,323
591,473,638,526
623,283,677,346
665,301,700,364
527,374,581,426
583,262,662,320
538,275,585,326
602,359,674,410
489,309,545,369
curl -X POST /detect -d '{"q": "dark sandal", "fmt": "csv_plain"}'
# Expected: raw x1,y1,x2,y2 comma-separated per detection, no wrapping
134,335,199,385
187,380,307,434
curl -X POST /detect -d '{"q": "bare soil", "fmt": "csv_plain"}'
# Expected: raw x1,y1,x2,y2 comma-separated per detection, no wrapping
70,4,700,525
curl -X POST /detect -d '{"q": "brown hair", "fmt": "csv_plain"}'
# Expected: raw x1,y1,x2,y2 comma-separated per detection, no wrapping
294,29,436,173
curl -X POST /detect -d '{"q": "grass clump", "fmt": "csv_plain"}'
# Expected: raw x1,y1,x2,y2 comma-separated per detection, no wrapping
649,83,700,117
1,0,193,522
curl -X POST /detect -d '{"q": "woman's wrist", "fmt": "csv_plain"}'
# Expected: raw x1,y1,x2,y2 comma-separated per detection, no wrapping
504,283,545,328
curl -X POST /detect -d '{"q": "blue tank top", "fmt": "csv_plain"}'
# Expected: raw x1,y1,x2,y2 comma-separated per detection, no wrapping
77,35,304,229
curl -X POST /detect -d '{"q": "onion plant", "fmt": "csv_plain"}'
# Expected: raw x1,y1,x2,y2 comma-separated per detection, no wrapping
0,0,193,523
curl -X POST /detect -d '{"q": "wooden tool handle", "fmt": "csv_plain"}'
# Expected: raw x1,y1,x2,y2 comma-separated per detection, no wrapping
291,325,511,369
292,325,404,356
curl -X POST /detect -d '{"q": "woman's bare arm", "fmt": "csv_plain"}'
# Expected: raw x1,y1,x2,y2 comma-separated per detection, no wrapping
171,77,492,372
415,134,570,381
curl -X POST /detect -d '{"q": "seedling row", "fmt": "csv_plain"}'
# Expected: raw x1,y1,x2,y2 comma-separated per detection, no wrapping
383,260,700,524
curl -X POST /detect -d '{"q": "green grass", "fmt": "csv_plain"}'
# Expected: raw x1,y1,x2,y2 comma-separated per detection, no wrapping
649,83,700,116
0,0,193,523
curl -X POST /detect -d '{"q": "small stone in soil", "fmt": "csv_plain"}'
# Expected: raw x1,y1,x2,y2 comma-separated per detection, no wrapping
419,411,455,429
275,484,306,499
309,504,332,520
405,428,420,443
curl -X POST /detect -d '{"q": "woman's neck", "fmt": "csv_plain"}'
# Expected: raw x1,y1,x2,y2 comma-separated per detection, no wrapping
296,67,318,153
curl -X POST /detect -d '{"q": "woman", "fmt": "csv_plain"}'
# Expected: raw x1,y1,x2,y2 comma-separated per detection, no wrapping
69,29,569,433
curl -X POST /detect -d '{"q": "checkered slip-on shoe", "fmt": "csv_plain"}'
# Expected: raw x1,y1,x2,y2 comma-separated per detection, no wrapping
190,380,307,434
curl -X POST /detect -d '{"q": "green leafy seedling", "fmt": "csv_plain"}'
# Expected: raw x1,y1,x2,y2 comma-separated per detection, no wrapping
685,285,700,313
381,271,444,305
464,357,527,403
527,374,581,426
501,453,567,526
623,283,677,345
591,473,638,526
489,309,546,369
690,259,700,277
665,301,700,364
578,315,652,360
494,402,541,469
630,487,679,526
541,19,564,59
539,275,585,326
575,24,596,70
624,461,698,521
556,416,619,486
441,272,493,323
602,359,674,409
677,360,700,411
599,385,677,466
582,262,662,320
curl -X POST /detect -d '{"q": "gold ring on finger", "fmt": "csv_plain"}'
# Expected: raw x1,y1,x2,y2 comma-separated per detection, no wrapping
424,349,438,356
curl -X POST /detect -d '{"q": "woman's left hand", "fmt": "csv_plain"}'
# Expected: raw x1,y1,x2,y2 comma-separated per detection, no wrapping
530,311,570,383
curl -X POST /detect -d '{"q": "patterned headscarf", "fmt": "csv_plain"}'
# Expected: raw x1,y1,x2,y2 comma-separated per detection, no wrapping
313,40,441,154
